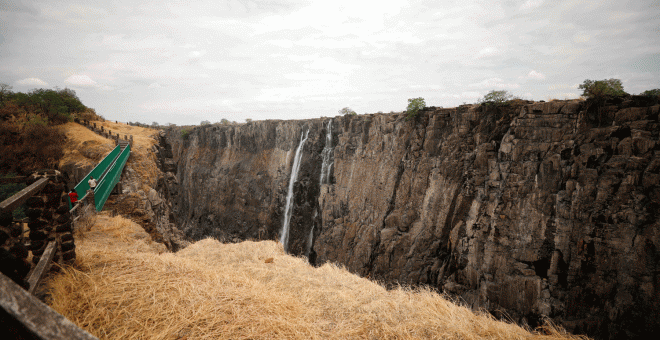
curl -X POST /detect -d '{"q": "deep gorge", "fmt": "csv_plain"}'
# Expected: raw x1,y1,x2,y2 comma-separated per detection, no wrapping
159,98,659,340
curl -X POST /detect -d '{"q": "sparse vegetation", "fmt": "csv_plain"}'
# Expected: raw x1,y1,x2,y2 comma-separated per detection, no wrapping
0,84,89,124
75,108,104,122
640,89,660,97
578,79,628,99
0,85,83,173
578,79,628,126
339,107,357,116
181,128,190,140
405,97,426,120
479,90,517,105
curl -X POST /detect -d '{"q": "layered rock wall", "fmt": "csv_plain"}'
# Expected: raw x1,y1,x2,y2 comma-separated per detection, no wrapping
164,98,660,339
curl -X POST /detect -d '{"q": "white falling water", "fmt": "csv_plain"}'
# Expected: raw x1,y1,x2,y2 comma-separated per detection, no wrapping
319,119,333,186
305,210,318,258
306,120,334,257
280,129,309,250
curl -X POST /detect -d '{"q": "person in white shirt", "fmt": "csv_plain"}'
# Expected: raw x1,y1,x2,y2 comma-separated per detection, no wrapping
88,176,97,190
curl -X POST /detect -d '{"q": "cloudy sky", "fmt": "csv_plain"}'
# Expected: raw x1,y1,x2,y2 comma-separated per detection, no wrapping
1,0,658,125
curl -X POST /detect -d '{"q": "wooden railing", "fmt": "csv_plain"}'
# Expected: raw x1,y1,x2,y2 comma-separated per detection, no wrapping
1,171,95,339
0,178,48,212
1,271,98,339
76,119,133,148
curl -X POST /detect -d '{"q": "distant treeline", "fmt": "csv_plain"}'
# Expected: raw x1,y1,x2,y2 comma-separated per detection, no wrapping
126,118,246,130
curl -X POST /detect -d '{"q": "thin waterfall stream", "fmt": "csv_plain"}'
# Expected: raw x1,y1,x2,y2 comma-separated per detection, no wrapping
306,120,333,257
319,119,333,186
280,129,309,251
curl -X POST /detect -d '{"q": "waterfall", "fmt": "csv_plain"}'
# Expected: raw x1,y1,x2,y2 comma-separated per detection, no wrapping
280,129,309,250
319,119,333,186
305,211,318,258
307,120,333,258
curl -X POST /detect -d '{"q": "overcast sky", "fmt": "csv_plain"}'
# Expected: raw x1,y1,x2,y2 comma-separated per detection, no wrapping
1,0,658,125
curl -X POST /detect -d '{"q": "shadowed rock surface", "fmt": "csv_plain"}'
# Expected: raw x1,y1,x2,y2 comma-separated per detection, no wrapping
163,98,660,339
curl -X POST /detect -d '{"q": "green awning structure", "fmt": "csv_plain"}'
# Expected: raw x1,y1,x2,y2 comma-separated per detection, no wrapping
72,143,130,211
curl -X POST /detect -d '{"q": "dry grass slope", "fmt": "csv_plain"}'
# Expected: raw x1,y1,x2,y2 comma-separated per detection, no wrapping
47,214,588,340
58,122,115,169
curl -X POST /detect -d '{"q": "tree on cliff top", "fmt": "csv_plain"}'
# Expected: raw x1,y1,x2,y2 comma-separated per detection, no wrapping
405,97,425,120
640,89,660,97
479,90,516,105
339,107,357,116
0,83,13,103
579,79,628,126
578,79,628,99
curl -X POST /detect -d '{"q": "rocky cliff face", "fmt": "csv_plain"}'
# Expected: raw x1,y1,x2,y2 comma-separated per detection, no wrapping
164,98,659,339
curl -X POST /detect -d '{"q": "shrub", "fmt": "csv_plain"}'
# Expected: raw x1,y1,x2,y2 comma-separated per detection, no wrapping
640,89,660,97
338,107,357,116
405,97,425,120
77,108,103,122
479,90,515,105
181,129,190,140
200,120,210,125
0,121,64,173
578,79,628,99
220,118,229,124
579,79,628,126
27,114,48,126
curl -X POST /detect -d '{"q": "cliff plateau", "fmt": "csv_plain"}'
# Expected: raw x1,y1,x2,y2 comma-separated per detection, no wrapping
163,98,660,339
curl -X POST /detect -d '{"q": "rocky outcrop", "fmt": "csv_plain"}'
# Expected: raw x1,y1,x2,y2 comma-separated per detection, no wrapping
164,97,660,339
110,132,188,251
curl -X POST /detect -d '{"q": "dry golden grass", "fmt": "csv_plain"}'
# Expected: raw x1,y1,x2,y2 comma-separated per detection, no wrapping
58,122,116,169
47,213,587,340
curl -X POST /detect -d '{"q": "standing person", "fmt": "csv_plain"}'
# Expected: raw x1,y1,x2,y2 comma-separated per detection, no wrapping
68,190,78,204
88,176,97,190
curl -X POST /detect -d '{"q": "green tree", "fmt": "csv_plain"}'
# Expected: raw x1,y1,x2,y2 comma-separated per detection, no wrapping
200,120,211,125
181,129,190,140
479,90,515,105
0,83,13,103
405,97,426,120
220,118,229,124
640,89,660,97
578,79,627,99
339,107,357,116
579,79,628,126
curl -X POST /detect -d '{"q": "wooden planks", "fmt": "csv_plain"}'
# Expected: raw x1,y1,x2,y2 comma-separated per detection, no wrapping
0,271,98,340
27,241,57,295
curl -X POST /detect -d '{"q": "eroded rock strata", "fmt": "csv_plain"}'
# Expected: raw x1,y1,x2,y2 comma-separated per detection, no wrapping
164,98,659,339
